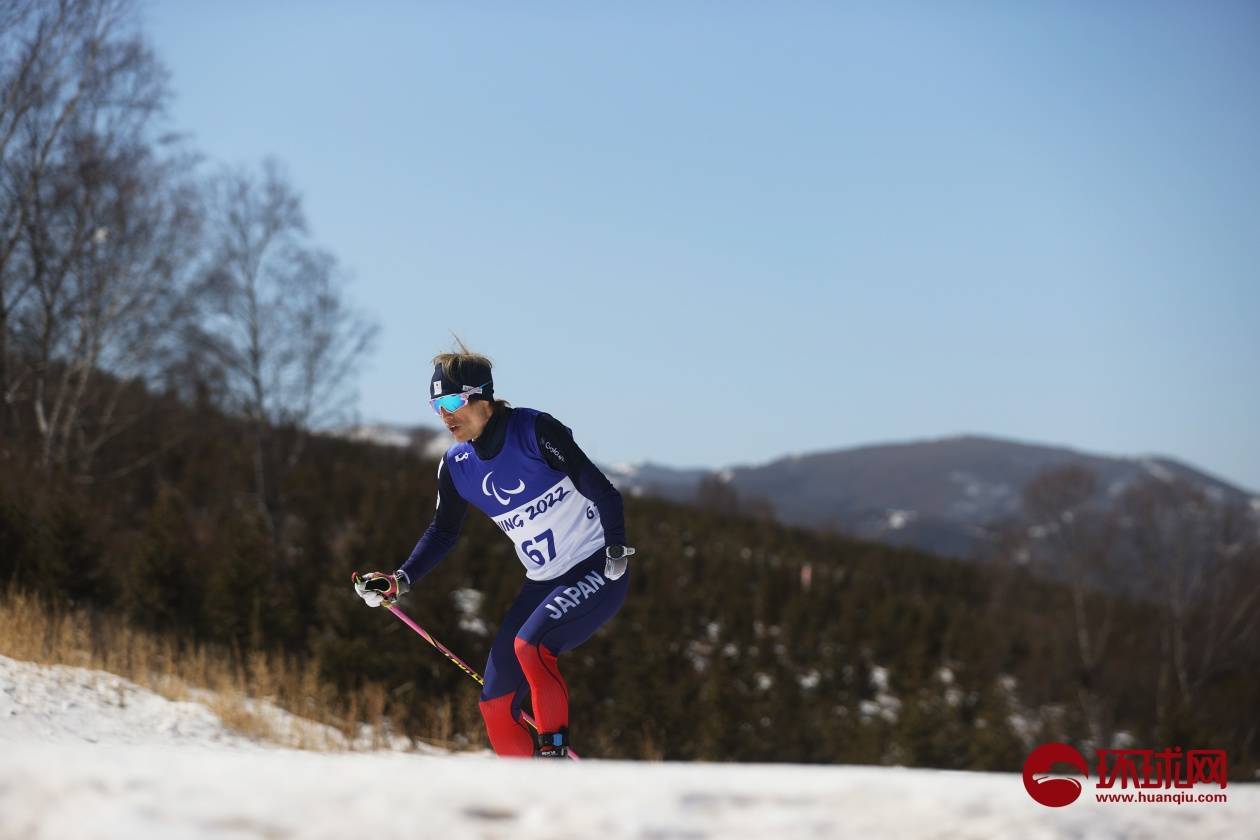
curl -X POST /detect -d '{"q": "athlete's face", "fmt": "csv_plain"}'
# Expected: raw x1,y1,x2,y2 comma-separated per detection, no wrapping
441,399,494,442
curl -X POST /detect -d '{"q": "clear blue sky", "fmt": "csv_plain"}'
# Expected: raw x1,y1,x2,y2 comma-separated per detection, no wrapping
145,1,1260,491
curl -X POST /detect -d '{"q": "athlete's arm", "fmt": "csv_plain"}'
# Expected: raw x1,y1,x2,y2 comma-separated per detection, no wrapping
397,456,469,584
534,413,626,546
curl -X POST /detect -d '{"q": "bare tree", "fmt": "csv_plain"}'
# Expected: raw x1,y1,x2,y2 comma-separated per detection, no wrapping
2,0,203,477
1019,464,1119,750
2,0,148,430
196,160,377,545
1118,477,1260,734
25,138,202,475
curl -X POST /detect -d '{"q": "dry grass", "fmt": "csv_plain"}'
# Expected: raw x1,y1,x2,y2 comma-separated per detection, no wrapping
0,589,413,752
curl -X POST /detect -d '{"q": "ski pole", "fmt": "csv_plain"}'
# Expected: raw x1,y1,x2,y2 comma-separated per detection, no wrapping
384,603,583,760
354,575,580,761
384,602,485,688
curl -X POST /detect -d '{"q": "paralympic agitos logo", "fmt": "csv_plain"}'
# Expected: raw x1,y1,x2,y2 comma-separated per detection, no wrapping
482,471,526,506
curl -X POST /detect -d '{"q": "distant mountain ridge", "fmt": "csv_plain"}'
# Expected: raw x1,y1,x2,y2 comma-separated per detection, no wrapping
330,423,446,458
604,435,1258,557
332,425,1257,558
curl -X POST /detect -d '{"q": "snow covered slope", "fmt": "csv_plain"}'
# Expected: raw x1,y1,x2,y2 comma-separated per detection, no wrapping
2,655,1255,839
0,655,419,753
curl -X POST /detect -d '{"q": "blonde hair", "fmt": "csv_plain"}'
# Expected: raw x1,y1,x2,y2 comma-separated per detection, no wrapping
432,337,509,408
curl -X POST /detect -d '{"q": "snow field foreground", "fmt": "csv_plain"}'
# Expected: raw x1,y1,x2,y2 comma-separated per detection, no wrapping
0,654,422,753
3,656,1257,840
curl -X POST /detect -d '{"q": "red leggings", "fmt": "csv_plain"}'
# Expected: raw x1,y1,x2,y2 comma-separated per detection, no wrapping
479,640,568,756
477,557,628,756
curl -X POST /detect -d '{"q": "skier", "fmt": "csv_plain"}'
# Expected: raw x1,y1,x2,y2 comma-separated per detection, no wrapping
354,349,633,758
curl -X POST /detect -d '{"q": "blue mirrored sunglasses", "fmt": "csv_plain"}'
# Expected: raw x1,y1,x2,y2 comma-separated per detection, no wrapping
429,382,489,416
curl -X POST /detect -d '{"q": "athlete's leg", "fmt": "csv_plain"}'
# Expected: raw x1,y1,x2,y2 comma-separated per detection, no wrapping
514,562,630,737
479,581,550,756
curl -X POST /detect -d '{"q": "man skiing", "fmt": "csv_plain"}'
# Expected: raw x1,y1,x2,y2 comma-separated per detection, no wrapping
354,349,632,758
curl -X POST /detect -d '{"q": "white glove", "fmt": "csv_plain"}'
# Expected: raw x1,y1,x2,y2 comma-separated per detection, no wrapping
352,571,408,607
603,545,635,580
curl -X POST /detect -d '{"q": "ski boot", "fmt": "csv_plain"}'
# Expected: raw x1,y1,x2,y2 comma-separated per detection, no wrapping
534,727,569,759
